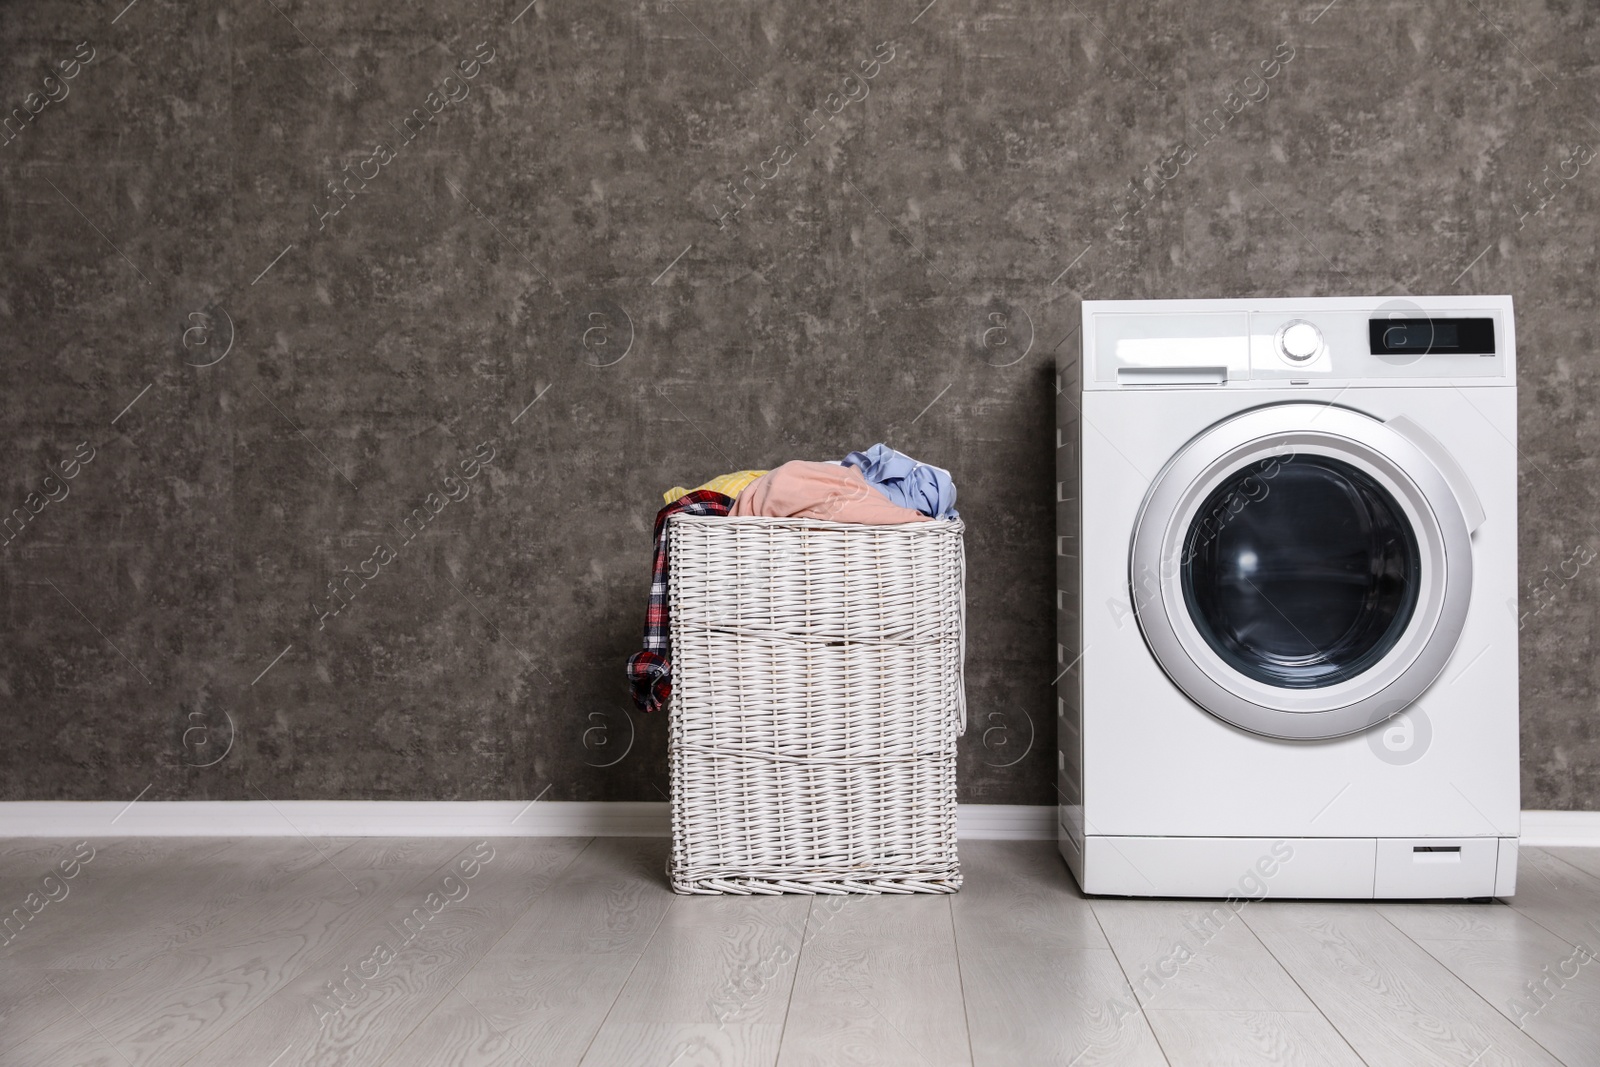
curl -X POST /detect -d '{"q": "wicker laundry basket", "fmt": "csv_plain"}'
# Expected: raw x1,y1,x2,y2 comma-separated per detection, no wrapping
666,515,965,895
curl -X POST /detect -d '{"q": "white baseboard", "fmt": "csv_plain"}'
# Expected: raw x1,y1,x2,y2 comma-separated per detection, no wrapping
1520,810,1600,847
0,803,1594,846
957,804,1058,840
0,801,671,839
0,801,1057,841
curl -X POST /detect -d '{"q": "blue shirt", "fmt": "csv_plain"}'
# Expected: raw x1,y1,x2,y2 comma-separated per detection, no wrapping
842,444,959,520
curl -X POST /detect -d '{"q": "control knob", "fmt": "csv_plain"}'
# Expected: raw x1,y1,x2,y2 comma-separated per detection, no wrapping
1279,321,1322,363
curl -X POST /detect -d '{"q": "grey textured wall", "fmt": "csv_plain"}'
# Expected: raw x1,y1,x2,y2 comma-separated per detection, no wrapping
1,0,1594,808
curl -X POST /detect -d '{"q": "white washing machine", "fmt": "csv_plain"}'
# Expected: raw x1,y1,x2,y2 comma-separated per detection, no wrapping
1056,296,1519,899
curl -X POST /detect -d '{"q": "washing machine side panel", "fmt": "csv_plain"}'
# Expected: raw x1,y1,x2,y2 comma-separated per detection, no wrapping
1056,345,1085,856
1079,387,1520,841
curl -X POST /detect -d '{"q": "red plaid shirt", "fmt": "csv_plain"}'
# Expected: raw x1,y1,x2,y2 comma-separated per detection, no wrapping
626,491,735,713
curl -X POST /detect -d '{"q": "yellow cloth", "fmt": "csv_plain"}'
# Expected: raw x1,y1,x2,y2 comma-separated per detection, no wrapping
663,470,768,505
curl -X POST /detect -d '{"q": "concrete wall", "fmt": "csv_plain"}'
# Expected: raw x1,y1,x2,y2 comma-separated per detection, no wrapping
1,0,1594,807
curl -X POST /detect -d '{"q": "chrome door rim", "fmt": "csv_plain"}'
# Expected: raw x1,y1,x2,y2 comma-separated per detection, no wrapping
1130,403,1474,740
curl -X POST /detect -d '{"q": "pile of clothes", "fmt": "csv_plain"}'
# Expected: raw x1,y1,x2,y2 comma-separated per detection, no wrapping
627,444,958,713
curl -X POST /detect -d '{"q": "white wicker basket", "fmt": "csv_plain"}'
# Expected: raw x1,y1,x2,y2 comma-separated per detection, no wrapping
667,515,965,895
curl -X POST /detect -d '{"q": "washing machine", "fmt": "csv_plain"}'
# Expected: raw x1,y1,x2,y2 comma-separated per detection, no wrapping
1056,296,1519,899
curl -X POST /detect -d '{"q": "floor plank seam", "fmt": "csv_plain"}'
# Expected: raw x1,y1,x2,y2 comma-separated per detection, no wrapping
943,894,978,1067
1533,847,1600,896
10,838,335,1067
1505,848,1600,948
771,894,813,1067
574,881,675,1067
1237,904,1376,1067
374,836,601,1067
1370,904,1574,1066
170,837,487,1067
0,839,186,1056
1085,896,1176,1067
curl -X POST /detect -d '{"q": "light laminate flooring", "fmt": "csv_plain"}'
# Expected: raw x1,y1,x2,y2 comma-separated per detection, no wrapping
2,837,1598,1066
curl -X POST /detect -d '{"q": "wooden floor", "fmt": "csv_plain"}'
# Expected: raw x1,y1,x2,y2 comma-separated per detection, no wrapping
2,838,1599,1066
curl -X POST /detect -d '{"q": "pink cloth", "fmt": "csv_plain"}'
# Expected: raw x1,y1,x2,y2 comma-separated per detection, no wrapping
730,461,931,524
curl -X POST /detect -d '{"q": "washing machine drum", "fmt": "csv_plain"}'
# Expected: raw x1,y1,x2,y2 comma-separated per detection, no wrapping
1130,403,1478,740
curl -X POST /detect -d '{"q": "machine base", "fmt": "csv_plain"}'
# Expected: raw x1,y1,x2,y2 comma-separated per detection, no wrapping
1060,828,1518,900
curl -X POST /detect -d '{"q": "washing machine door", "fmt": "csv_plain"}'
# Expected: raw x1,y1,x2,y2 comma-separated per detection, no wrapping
1130,403,1478,740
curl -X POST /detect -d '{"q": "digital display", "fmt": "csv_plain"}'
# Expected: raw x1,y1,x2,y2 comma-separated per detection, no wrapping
1369,318,1494,355
1383,324,1457,349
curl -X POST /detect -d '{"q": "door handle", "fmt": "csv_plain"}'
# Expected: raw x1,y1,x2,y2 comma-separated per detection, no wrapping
1386,414,1486,534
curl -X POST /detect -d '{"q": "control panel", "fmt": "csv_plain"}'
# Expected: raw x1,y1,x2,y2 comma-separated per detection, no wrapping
1083,297,1513,389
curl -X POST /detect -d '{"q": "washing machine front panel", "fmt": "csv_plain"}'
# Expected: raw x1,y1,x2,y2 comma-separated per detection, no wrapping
1130,403,1475,740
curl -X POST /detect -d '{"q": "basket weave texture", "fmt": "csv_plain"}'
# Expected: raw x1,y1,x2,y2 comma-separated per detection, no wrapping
667,515,965,895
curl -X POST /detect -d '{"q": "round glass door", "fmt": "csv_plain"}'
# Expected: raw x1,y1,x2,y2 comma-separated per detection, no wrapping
1182,455,1421,690
1130,404,1475,740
